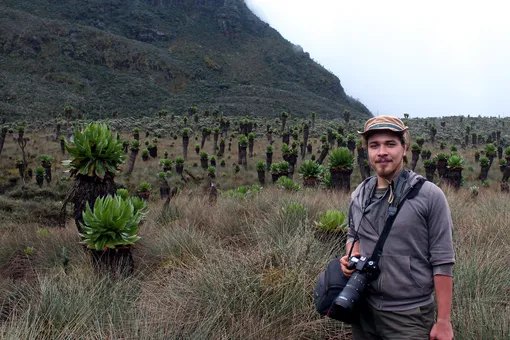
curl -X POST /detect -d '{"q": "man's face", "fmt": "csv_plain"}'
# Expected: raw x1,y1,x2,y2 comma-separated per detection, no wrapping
366,131,406,180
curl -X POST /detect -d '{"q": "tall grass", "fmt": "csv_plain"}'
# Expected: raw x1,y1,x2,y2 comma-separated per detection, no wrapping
0,187,508,339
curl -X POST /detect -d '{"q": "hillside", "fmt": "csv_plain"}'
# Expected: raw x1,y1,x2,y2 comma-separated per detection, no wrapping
0,0,371,120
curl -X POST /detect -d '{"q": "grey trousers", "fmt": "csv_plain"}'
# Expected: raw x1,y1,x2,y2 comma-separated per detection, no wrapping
351,301,435,340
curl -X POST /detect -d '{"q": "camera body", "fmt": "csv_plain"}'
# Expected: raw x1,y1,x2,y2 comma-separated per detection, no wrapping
329,255,380,321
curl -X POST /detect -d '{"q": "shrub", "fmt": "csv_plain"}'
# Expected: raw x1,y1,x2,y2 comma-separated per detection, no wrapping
298,160,321,179
479,157,489,167
222,185,262,199
80,194,146,250
314,209,348,232
256,161,265,172
276,177,301,191
447,154,464,169
138,181,152,193
63,122,125,179
328,147,354,170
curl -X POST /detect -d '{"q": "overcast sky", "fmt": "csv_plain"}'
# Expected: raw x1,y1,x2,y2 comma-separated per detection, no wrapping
245,0,510,118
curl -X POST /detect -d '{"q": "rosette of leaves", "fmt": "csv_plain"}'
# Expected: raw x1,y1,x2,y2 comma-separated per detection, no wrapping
266,145,273,154
423,159,436,169
270,161,290,174
159,158,172,171
298,160,321,179
116,188,129,199
328,147,354,170
504,146,510,157
63,123,125,179
447,154,464,169
314,209,348,233
138,181,152,193
479,157,490,167
484,143,496,157
276,176,301,191
256,161,266,172
80,194,147,250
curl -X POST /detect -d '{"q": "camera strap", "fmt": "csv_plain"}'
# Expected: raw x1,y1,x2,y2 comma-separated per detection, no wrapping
369,172,426,265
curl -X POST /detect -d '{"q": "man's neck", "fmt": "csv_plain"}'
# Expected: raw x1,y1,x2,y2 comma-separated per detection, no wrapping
377,167,405,189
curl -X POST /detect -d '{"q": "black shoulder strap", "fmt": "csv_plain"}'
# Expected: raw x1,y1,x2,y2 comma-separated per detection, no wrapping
370,177,426,264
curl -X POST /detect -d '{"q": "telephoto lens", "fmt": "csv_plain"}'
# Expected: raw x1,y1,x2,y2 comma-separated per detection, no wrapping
331,271,369,315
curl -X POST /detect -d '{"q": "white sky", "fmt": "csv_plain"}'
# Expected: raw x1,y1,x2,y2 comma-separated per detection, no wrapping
245,0,510,118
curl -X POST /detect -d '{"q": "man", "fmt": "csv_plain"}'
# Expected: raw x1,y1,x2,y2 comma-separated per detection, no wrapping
340,116,455,340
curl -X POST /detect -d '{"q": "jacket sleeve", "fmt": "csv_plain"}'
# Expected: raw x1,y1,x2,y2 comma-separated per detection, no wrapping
426,184,455,276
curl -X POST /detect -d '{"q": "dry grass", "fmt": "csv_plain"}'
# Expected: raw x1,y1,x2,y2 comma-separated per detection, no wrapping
0,126,509,339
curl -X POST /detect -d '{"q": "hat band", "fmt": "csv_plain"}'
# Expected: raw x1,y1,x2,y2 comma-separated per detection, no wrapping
366,123,404,131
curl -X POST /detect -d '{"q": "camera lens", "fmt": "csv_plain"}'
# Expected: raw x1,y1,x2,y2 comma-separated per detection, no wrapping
332,271,368,313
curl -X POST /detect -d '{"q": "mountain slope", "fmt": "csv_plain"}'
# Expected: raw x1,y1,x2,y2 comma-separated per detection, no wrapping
0,0,371,120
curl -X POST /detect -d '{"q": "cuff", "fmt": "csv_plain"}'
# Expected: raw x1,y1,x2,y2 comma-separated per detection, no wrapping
433,263,453,276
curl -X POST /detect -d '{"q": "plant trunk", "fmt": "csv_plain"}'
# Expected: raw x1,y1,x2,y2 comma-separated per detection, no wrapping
316,145,330,165
282,132,290,146
240,146,248,169
60,139,66,154
200,158,208,169
0,128,6,158
446,168,462,189
160,180,170,199
126,150,139,175
213,133,219,155
248,141,254,157
303,177,318,188
67,174,116,233
44,165,52,184
425,165,436,182
149,146,157,158
347,140,356,153
182,136,189,161
411,150,420,171
219,142,225,155
266,153,273,171
176,164,183,175
257,170,265,186
330,168,352,192
36,175,44,187
90,247,134,277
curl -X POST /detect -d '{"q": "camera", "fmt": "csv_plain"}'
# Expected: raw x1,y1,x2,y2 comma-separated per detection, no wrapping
330,256,380,318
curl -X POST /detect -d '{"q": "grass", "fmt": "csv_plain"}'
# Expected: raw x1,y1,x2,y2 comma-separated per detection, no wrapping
0,118,509,339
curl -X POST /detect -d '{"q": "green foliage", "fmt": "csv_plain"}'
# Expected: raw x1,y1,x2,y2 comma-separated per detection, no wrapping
270,161,290,174
447,154,464,169
256,161,265,172
484,143,496,156
450,145,457,152
266,145,273,153
116,188,129,199
80,195,146,250
328,147,354,170
182,128,190,137
199,151,209,160
479,157,489,167
436,153,449,161
314,209,348,233
138,181,152,193
207,166,216,176
34,166,45,176
130,140,141,151
482,180,491,187
411,143,421,151
141,149,149,157
159,158,172,167
276,176,301,191
63,123,125,179
504,146,510,157
175,156,185,165
39,155,54,164
222,185,262,199
423,159,436,168
298,160,321,179
238,135,248,147
499,159,507,166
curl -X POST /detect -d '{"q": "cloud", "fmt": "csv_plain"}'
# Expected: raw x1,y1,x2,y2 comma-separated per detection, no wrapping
245,0,510,117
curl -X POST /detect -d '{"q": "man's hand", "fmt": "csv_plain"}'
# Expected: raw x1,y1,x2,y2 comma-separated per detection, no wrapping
429,319,453,340
339,252,360,277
